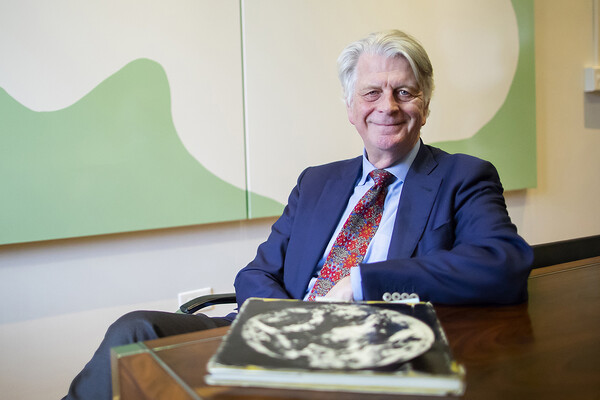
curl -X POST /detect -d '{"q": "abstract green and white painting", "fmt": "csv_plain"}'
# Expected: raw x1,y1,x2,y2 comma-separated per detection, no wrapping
0,0,534,244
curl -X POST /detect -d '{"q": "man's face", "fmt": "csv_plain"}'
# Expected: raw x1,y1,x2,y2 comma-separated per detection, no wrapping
347,53,428,168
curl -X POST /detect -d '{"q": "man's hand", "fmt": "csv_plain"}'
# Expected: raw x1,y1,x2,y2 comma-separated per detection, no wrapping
323,276,354,301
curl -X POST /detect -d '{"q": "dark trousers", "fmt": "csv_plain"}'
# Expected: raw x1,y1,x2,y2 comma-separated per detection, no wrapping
62,310,233,400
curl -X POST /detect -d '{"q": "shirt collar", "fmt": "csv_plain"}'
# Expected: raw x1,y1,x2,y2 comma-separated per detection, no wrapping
359,140,421,185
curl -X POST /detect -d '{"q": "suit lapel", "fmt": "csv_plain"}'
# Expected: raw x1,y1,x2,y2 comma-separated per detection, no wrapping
388,143,442,259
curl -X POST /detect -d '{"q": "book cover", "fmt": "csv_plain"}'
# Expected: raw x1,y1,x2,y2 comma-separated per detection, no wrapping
206,298,465,396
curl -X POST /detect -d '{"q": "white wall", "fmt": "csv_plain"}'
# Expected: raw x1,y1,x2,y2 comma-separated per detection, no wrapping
0,218,276,399
1,1,599,399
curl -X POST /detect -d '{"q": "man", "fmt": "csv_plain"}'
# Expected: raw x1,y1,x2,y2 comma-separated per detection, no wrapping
63,30,532,399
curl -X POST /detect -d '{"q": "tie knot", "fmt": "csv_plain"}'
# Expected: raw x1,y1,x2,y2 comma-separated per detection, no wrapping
369,169,394,187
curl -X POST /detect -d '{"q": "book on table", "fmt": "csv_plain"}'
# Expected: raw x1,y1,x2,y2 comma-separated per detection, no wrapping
205,298,465,396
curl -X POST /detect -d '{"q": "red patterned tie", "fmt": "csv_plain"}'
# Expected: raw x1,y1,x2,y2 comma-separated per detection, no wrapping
307,169,394,301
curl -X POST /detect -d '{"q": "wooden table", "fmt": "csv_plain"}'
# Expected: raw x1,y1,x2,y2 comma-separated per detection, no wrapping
111,257,600,400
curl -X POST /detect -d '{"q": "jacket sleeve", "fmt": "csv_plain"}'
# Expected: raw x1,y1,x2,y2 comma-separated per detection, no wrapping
360,158,533,305
233,171,306,308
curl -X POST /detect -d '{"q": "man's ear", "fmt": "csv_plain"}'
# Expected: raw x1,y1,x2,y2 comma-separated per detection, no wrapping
346,101,356,126
421,102,429,126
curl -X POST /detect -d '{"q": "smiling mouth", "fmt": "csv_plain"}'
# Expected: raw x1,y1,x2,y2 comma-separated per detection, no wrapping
371,121,403,127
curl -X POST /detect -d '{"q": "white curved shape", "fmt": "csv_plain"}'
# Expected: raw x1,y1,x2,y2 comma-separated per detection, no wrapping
419,0,519,142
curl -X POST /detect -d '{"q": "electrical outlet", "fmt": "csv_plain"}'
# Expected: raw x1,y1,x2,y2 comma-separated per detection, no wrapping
178,287,212,307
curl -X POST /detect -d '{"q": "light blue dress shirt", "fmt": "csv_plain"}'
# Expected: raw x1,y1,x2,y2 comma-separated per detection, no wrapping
303,140,420,300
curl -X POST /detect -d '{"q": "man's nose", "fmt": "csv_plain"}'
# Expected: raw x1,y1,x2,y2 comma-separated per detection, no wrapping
378,91,400,113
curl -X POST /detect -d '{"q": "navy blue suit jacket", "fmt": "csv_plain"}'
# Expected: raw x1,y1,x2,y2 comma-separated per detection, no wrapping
234,142,533,307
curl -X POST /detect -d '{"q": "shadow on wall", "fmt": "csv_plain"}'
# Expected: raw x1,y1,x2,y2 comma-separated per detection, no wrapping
584,92,600,128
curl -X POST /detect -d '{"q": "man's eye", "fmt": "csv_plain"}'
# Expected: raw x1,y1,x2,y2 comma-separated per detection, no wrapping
363,91,380,100
397,90,415,101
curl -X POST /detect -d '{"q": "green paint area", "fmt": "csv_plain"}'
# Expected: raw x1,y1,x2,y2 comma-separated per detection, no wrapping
432,0,536,191
0,58,282,244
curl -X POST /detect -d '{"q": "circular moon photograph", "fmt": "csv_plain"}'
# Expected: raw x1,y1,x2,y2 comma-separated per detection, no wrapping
241,303,435,369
